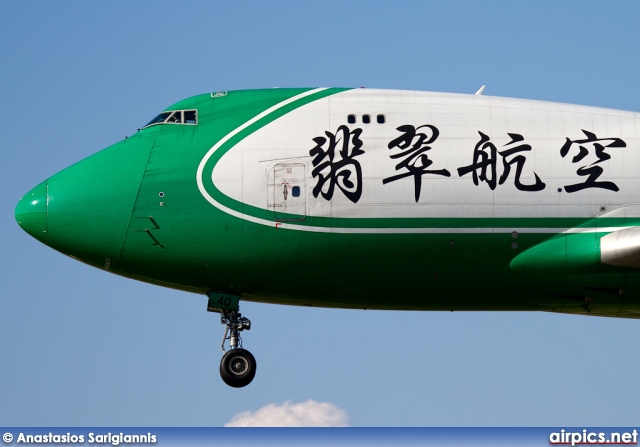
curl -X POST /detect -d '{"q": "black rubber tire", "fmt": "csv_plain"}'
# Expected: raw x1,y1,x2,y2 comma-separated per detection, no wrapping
220,348,257,388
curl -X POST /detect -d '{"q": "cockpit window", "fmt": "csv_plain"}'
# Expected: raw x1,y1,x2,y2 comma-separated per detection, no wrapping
144,112,172,128
184,110,197,124
143,109,197,129
167,111,182,123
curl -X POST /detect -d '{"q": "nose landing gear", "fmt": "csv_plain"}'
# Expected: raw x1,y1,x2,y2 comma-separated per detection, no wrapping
218,310,255,388
208,292,256,388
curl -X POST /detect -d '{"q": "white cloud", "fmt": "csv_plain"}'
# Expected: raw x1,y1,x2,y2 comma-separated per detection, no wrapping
225,400,350,427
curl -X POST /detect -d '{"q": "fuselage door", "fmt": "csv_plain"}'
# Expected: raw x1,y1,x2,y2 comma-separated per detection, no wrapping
268,163,306,221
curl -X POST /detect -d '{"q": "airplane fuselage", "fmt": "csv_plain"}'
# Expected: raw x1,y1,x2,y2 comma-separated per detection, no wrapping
16,88,640,318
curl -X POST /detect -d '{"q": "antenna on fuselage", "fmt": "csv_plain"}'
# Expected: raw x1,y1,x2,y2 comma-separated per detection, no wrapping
474,85,486,95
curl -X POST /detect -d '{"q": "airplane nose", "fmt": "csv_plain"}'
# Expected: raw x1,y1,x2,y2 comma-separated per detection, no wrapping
19,136,155,271
15,180,48,244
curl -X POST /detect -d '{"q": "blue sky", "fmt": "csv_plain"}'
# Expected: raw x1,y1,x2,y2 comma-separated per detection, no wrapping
2,1,640,427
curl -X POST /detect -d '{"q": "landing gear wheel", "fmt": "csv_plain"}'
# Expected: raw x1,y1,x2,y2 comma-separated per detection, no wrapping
215,307,255,388
220,348,256,388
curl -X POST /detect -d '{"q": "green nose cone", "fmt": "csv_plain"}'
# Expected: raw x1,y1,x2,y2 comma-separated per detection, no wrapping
16,180,47,245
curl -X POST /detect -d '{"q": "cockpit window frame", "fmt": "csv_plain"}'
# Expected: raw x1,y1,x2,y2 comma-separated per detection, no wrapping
142,109,198,129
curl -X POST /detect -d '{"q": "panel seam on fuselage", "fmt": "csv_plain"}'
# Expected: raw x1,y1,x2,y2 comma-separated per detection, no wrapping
114,138,156,271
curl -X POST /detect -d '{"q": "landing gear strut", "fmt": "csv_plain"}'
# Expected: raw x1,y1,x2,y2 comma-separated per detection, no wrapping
207,293,257,388
218,309,256,388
